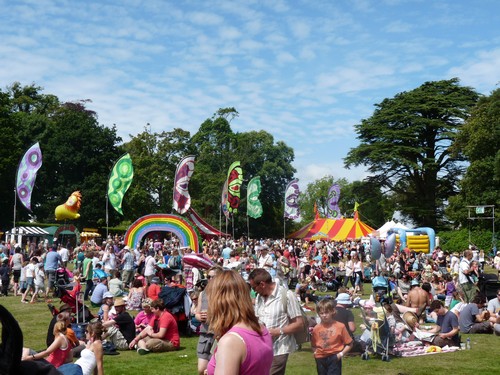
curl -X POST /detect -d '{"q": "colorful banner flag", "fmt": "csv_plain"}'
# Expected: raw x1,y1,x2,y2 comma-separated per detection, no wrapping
16,142,43,211
327,183,341,219
226,161,243,214
284,178,300,219
108,153,134,215
247,176,263,219
172,155,195,214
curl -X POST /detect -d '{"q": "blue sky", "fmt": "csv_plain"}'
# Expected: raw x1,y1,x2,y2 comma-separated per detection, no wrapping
1,0,499,189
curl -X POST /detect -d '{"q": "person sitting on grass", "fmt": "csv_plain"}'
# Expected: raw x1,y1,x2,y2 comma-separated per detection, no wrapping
311,298,353,375
22,320,73,368
102,297,136,350
134,298,155,334
59,320,105,375
128,299,180,355
427,300,460,347
459,293,493,334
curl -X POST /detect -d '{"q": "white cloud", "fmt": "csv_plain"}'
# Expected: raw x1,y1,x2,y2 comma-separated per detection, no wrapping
448,48,500,94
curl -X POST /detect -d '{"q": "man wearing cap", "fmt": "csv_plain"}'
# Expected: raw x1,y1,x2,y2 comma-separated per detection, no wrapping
258,246,274,273
90,277,109,307
98,292,115,322
427,300,460,347
46,303,73,346
103,297,136,350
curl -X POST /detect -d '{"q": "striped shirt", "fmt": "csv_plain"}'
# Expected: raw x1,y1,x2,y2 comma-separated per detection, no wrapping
254,283,302,355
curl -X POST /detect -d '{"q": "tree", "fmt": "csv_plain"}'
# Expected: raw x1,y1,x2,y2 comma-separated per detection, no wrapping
232,131,295,237
298,177,390,229
344,79,479,229
447,88,500,233
189,111,296,237
122,127,192,220
0,83,124,230
34,101,123,227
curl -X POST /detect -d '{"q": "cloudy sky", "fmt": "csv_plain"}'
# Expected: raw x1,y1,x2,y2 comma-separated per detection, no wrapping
1,0,499,189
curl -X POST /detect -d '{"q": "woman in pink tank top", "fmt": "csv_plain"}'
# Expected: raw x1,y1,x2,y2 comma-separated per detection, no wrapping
21,319,72,368
205,270,273,375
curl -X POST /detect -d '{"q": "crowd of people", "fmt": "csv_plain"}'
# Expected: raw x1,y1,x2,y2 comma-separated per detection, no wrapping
1,235,499,374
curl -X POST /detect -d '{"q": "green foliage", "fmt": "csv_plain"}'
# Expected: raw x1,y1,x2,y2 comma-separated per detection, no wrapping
122,127,191,219
438,228,496,253
298,177,391,229
190,115,296,238
345,78,480,229
447,88,500,229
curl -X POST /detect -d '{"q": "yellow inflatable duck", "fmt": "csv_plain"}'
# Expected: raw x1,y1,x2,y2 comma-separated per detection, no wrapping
55,191,82,220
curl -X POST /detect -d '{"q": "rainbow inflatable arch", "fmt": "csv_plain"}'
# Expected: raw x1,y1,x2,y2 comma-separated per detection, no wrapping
124,214,199,251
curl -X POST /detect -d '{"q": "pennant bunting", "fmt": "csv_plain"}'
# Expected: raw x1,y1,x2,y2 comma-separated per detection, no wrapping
327,183,341,219
16,142,43,211
247,176,263,219
226,161,243,214
108,153,134,215
172,156,195,214
284,178,300,219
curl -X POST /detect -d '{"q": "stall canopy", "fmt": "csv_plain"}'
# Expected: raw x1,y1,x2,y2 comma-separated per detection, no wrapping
288,218,375,241
187,208,228,239
5,226,49,245
373,220,409,239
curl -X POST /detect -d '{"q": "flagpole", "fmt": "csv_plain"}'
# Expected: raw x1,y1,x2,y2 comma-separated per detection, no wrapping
247,215,250,241
105,193,109,239
283,216,286,240
13,187,17,242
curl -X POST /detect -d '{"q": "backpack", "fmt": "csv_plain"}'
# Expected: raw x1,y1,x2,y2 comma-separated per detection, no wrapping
280,288,310,345
168,255,180,269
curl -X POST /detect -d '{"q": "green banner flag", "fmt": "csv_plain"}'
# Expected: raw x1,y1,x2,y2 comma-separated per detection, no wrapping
108,153,134,215
247,176,263,219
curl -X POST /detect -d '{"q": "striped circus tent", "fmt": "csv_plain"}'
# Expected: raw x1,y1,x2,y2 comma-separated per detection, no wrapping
288,218,374,241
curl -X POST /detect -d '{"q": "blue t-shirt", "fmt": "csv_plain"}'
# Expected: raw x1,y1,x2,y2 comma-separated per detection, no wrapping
45,250,61,271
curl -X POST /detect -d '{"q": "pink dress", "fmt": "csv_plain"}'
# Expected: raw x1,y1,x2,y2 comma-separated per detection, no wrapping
207,326,273,375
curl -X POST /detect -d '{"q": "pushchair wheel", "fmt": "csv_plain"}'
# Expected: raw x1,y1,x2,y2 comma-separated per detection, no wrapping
318,285,328,293
361,353,370,360
381,354,390,362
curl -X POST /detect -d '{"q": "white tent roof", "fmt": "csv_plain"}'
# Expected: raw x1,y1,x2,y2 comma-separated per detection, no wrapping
375,220,409,239
6,226,49,236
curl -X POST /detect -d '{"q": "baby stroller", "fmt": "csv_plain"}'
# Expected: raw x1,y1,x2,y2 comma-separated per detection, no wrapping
55,267,73,289
359,275,394,361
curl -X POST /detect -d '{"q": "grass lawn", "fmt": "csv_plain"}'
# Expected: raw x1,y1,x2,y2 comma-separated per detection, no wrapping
2,275,499,375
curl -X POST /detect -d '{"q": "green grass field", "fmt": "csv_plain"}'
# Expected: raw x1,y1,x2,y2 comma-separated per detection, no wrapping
2,278,499,375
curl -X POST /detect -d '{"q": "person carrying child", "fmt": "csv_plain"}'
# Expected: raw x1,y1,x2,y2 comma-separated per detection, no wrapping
311,298,353,375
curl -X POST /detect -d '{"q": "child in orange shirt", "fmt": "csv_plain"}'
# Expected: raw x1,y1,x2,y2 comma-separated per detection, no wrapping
311,298,353,375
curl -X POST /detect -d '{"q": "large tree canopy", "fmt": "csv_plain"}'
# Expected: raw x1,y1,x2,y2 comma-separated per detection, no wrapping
0,83,123,229
447,88,500,230
344,78,479,228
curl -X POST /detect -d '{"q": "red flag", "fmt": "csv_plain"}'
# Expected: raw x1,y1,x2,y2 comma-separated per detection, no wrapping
314,202,320,220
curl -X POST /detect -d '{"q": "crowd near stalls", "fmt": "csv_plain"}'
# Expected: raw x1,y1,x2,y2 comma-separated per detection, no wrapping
1,234,499,374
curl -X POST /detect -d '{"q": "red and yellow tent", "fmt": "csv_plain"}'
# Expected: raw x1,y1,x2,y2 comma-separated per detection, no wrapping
288,218,374,241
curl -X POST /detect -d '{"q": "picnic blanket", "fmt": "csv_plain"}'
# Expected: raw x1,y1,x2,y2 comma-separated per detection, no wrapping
395,342,460,357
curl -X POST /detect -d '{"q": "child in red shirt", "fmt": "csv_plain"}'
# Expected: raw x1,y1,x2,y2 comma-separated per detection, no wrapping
147,276,161,301
311,298,353,375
